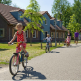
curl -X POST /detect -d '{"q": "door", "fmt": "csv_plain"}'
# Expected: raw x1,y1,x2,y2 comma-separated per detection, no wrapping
43,31,48,42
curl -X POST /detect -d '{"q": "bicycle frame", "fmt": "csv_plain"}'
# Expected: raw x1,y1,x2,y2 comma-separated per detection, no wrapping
13,51,25,65
46,42,50,48
10,42,25,65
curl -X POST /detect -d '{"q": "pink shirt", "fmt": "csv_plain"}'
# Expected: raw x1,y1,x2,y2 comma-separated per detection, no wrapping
67,37,70,42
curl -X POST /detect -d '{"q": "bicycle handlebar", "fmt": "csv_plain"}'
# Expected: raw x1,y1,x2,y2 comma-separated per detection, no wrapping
8,41,23,46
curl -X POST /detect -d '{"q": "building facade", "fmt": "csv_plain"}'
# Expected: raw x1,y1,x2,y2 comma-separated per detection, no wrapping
0,3,67,42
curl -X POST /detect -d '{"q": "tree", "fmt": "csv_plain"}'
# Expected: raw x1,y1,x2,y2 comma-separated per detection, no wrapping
72,0,81,24
62,4,73,27
67,14,80,38
0,0,12,5
21,0,45,46
52,0,73,28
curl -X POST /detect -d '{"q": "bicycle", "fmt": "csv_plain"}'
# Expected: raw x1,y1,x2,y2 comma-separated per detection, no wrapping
45,40,51,53
9,42,28,76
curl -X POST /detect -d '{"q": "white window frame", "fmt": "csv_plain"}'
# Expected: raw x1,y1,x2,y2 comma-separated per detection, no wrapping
18,12,23,20
0,28,4,37
33,30,36,38
26,30,28,38
51,32,54,38
45,19,47,25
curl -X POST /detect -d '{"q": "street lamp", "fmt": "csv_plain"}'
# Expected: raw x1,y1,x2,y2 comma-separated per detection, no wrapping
55,11,62,46
55,15,57,47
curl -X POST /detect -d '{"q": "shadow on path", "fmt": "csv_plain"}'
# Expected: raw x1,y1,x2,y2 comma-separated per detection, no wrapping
12,66,46,80
0,48,9,51
50,51,60,53
58,44,81,48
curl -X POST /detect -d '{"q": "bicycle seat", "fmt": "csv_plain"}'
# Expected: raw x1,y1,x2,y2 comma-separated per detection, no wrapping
13,53,18,55
47,42,49,44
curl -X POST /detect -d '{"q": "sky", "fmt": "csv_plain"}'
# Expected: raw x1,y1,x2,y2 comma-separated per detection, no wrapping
12,0,74,16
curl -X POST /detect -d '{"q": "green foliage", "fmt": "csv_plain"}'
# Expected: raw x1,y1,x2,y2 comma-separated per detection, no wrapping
67,14,80,37
0,0,12,5
27,0,40,12
72,0,81,24
52,0,73,27
21,0,45,34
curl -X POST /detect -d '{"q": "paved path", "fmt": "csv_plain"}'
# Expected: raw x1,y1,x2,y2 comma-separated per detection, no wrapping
0,44,81,80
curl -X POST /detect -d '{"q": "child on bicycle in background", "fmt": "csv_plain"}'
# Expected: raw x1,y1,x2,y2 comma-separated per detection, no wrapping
66,35,70,45
44,34,52,46
8,23,29,57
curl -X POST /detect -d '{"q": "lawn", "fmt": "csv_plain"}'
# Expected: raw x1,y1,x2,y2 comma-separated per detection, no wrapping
0,40,79,64
0,42,64,64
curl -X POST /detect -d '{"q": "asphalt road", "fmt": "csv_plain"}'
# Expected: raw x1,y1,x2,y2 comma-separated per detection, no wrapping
0,43,81,80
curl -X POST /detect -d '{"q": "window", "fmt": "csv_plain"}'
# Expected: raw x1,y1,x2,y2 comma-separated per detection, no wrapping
61,32,63,38
57,32,59,38
26,30,28,38
45,19,47,25
33,30,36,38
51,32,54,38
43,32,47,38
59,32,61,38
63,33,65,38
0,28,4,37
18,13,23,20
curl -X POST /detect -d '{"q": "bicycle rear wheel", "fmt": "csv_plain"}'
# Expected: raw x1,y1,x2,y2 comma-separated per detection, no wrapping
45,47,48,53
48,47,50,53
9,54,19,75
22,54,28,68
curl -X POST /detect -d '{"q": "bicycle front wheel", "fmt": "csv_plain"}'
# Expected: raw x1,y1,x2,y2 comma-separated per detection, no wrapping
9,54,19,75
22,54,28,69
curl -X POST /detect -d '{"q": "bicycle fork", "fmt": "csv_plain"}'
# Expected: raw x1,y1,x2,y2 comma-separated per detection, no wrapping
13,54,19,65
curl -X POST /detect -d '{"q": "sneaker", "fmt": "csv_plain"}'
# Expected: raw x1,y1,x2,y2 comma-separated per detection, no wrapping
13,62,17,66
25,52,29,57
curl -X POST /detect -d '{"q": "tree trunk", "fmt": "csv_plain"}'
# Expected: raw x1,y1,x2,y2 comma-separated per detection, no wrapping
30,32,32,46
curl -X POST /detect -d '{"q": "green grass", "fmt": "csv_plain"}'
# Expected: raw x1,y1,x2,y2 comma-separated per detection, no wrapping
0,40,81,65
0,62,8,65
0,40,80,65
0,42,64,64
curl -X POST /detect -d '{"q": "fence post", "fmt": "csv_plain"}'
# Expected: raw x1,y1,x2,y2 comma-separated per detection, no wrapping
41,41,42,49
59,41,60,45
56,41,57,46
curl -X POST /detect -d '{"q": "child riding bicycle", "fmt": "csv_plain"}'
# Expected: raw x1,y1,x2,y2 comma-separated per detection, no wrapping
44,34,52,46
65,35,70,46
8,23,29,57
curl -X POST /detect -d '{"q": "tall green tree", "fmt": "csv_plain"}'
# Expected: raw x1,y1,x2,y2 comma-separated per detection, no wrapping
73,0,81,24
52,0,73,28
21,0,45,46
0,0,12,5
67,14,80,38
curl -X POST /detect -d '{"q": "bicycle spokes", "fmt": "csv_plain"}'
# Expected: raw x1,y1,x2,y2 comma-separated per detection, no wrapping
10,55,19,75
